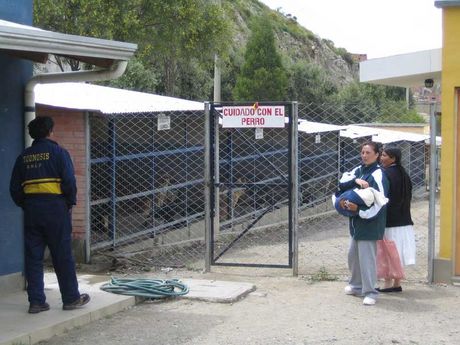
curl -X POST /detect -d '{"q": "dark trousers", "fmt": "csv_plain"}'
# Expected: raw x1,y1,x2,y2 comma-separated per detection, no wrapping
24,197,80,304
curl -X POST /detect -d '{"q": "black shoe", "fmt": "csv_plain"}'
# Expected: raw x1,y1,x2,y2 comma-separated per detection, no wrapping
63,293,90,310
376,287,394,293
28,302,50,314
376,286,403,293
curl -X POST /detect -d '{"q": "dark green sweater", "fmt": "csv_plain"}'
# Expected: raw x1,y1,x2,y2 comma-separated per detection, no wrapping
338,162,389,240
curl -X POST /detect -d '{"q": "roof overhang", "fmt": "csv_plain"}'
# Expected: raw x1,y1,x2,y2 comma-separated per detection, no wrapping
435,0,460,8
0,19,137,67
35,83,203,114
359,49,441,88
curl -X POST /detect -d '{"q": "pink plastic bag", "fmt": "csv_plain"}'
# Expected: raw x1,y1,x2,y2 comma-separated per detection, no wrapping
376,239,405,280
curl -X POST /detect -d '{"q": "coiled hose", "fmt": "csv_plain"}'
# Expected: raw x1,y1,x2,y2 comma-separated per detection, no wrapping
100,277,189,299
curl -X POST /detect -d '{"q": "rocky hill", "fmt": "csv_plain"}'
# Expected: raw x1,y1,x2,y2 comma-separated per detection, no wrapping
227,0,358,88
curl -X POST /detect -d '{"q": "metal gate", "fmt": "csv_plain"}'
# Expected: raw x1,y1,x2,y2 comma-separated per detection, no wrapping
205,102,299,271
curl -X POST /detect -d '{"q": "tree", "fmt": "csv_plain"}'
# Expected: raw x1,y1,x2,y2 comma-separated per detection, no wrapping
106,57,158,93
175,59,214,101
221,50,244,102
287,61,336,104
233,16,288,101
34,0,134,71
33,0,230,98
332,82,424,124
135,0,230,96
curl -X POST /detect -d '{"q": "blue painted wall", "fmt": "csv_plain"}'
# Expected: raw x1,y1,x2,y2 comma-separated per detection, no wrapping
0,0,33,276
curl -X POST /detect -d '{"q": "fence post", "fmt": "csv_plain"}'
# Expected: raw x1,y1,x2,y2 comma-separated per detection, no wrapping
109,118,117,249
290,102,299,276
85,112,91,263
204,102,212,272
428,102,438,283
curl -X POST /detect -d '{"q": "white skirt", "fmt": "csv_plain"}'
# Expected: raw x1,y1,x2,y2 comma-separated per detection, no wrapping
384,225,416,266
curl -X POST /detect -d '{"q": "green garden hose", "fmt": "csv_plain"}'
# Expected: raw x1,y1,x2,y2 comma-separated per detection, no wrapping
100,277,189,299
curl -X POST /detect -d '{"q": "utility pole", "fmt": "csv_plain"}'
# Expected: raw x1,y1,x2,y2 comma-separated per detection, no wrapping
213,0,222,102
213,54,221,102
406,87,410,109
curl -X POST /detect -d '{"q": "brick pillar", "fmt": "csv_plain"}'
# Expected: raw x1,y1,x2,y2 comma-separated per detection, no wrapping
37,105,88,262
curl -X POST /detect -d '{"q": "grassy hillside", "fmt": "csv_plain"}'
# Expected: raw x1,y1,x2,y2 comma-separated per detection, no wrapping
226,0,358,89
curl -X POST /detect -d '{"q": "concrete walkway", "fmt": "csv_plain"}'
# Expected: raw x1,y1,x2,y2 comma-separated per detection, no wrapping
0,273,255,345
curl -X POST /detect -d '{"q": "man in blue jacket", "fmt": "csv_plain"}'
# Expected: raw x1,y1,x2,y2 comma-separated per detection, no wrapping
10,116,90,314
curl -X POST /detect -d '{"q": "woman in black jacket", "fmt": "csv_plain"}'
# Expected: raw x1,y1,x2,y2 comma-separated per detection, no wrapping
378,146,416,292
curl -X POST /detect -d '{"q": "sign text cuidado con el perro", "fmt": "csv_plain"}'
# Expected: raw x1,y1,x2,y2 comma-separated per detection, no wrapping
222,106,285,128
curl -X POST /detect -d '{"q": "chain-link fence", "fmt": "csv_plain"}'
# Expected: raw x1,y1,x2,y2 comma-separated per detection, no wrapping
89,111,207,268
207,103,296,268
296,101,439,281
88,100,440,282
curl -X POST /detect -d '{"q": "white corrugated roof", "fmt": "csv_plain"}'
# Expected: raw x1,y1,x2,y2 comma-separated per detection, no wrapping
340,126,377,139
298,119,345,134
342,125,430,143
372,129,428,144
34,82,204,114
341,125,442,146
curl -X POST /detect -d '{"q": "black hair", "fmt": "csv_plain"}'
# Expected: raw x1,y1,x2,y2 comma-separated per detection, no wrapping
361,140,382,155
28,116,54,139
382,146,402,165
382,145,412,202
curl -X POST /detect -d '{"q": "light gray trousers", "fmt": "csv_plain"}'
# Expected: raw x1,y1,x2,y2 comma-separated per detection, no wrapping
348,239,378,298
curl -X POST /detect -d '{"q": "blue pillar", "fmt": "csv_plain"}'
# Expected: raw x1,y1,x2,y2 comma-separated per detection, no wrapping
0,0,33,284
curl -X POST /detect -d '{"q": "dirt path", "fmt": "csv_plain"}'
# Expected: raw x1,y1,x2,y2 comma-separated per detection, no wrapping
40,198,451,345
296,198,432,281
204,198,432,281
40,270,460,345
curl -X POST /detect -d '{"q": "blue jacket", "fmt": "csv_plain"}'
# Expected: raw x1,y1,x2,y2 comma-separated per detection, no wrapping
338,161,388,240
10,138,77,208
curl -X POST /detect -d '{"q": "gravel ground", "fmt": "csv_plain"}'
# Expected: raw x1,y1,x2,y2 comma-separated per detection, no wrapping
297,198,433,281
39,271,460,345
39,198,455,345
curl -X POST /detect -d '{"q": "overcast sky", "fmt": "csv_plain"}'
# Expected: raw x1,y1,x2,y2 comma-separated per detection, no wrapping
259,0,442,59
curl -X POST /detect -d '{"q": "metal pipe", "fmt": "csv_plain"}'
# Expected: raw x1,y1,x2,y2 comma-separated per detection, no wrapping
24,60,128,147
213,102,221,251
84,111,91,263
204,102,211,272
428,102,437,283
109,119,117,249
290,102,299,276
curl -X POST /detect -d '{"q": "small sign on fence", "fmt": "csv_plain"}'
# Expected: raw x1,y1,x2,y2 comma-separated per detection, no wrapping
157,113,171,131
222,104,285,128
255,128,264,139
